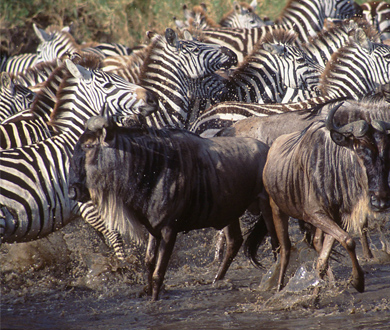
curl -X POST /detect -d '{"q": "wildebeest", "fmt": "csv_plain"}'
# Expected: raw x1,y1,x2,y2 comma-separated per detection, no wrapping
69,115,274,300
261,103,390,293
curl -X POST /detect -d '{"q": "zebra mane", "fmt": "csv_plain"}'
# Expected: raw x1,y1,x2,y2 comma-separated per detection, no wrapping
232,28,298,70
319,27,381,96
49,54,103,127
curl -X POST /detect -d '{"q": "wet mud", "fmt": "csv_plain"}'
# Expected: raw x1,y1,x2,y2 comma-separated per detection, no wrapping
1,217,390,330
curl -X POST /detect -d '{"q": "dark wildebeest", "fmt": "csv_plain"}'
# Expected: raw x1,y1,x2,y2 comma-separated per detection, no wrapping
261,103,390,293
68,116,273,300
221,98,390,260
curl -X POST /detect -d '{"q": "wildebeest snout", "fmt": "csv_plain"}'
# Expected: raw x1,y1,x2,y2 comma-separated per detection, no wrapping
370,193,390,212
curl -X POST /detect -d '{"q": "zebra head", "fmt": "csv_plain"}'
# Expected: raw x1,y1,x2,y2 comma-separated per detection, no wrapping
228,1,265,29
261,30,322,91
0,72,36,122
49,59,158,133
162,28,238,79
34,24,79,64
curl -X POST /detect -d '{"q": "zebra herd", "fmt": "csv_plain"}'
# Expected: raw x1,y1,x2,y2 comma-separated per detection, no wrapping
1,0,390,273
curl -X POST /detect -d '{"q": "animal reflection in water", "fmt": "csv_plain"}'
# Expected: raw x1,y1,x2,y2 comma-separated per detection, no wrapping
69,115,275,300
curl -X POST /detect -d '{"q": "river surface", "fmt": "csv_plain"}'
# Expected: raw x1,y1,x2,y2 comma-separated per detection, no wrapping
1,216,390,330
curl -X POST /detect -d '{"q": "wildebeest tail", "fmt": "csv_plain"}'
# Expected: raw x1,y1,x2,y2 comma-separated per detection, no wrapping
243,213,268,268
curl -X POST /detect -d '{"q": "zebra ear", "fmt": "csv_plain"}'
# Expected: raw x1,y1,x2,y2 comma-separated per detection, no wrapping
354,28,373,53
250,0,257,10
33,23,51,42
65,59,92,81
233,1,241,12
183,30,193,41
61,26,71,33
0,72,12,92
165,28,179,47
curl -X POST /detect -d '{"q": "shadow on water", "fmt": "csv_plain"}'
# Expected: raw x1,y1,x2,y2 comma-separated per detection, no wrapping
1,217,390,330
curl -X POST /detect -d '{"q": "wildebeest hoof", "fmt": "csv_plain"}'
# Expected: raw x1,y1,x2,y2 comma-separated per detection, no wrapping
350,276,365,293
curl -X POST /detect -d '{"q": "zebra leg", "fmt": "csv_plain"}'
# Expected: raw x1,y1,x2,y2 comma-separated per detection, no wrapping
0,206,16,244
77,201,127,261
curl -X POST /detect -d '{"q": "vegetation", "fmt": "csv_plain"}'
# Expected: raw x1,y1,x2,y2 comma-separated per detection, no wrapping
1,0,366,54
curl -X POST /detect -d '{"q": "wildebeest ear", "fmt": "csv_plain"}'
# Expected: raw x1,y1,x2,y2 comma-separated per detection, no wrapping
65,59,92,81
330,131,351,147
165,28,179,47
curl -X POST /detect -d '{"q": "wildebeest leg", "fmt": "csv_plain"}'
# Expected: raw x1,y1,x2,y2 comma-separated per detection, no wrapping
316,233,335,281
213,219,243,283
269,198,291,291
312,228,324,254
212,230,226,264
360,223,373,259
259,193,279,258
151,226,178,301
305,213,364,293
145,234,159,296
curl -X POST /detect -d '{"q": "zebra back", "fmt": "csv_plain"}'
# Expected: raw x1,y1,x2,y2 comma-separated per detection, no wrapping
1,53,37,75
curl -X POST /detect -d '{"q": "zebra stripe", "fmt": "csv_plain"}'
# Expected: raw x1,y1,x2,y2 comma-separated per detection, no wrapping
0,53,37,75
361,1,390,42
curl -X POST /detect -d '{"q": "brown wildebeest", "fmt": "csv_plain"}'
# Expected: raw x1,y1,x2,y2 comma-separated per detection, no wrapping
68,115,274,300
262,103,390,293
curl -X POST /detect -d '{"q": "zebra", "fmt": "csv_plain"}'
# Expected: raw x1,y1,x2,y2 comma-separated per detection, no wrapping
219,0,265,29
175,1,265,30
221,29,322,104
195,0,357,64
360,1,390,42
137,28,237,129
320,28,390,100
0,58,158,247
0,25,78,75
0,72,36,122
190,28,390,138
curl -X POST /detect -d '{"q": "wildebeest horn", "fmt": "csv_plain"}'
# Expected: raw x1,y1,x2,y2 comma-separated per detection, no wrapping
86,116,109,132
372,120,390,132
326,102,368,137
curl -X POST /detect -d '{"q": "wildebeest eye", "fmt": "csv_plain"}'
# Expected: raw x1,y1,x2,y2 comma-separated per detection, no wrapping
103,82,114,89
83,143,94,149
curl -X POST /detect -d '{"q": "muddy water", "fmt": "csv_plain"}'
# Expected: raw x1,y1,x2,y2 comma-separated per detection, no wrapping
1,217,390,330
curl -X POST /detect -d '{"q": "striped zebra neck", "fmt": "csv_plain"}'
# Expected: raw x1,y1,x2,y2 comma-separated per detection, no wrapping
320,38,390,100
275,0,356,43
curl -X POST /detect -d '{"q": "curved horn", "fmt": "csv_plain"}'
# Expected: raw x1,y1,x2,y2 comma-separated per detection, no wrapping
86,116,109,132
372,120,390,132
325,102,369,138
